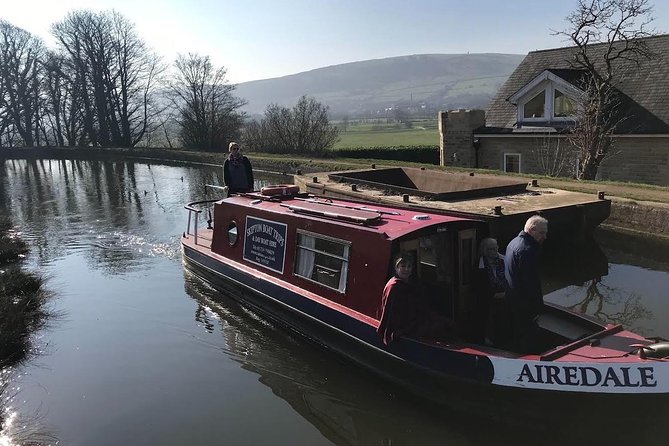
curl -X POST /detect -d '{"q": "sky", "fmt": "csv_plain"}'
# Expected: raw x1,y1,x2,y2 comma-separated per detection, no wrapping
2,0,669,84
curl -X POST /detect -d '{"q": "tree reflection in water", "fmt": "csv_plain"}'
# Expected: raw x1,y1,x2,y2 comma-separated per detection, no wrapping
544,230,669,337
570,277,652,329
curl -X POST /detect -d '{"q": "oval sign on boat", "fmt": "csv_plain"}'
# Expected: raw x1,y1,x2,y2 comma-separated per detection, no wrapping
413,214,430,220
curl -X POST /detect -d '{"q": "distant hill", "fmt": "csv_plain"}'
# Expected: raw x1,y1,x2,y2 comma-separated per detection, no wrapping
235,53,525,117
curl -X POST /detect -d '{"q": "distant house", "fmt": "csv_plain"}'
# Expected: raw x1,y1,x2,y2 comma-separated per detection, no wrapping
439,34,669,186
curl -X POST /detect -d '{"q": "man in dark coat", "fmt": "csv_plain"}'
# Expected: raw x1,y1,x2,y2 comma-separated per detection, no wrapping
223,142,254,193
504,215,548,353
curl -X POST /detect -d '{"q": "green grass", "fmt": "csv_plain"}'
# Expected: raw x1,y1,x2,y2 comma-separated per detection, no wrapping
334,119,440,148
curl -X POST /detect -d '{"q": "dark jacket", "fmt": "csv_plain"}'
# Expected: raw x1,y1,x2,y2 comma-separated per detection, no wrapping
471,255,509,343
504,230,543,317
223,156,254,193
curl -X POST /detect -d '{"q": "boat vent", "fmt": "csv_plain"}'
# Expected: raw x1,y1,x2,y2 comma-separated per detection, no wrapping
281,201,382,224
413,214,430,221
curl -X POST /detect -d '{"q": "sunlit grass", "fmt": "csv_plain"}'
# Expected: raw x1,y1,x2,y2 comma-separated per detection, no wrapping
334,119,440,148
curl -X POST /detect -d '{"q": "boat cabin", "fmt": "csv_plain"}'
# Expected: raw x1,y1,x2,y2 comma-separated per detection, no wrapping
209,191,488,321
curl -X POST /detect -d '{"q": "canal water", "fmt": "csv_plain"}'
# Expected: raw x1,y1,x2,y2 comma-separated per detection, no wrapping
1,159,668,445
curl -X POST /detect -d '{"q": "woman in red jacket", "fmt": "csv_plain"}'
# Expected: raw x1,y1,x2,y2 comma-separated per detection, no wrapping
377,253,452,346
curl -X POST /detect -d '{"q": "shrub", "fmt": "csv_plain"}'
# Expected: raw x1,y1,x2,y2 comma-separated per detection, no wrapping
330,145,439,164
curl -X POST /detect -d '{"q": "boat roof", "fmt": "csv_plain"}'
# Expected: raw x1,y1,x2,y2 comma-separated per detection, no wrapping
223,193,474,240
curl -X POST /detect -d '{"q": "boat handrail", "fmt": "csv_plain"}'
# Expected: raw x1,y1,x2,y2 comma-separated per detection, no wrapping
204,184,229,196
184,199,220,245
539,324,625,361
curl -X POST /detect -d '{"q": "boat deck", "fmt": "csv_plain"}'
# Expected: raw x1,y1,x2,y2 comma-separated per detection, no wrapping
187,228,213,248
296,173,605,216
294,169,611,246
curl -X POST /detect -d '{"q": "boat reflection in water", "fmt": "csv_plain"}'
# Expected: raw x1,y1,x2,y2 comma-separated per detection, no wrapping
183,271,476,445
183,270,668,446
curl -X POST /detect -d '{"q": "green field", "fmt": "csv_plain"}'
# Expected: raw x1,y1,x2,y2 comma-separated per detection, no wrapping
334,119,440,148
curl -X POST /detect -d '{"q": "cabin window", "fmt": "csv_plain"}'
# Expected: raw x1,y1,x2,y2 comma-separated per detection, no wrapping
504,153,521,173
228,221,238,246
294,231,350,293
418,234,452,284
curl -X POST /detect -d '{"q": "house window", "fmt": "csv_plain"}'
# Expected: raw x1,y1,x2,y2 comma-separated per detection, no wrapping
295,231,350,292
504,153,521,173
512,71,581,123
523,91,545,119
554,89,576,117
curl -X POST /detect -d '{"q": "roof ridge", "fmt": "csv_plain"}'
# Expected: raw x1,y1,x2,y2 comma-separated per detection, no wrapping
529,33,669,55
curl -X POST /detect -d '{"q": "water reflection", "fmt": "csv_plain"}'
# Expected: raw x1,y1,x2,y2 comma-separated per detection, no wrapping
544,229,669,338
0,158,230,270
183,271,497,445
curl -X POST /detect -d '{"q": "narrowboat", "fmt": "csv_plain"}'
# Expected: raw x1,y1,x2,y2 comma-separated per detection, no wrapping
181,185,669,405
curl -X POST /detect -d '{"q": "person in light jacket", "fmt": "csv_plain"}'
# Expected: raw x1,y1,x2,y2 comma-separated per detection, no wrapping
473,237,509,345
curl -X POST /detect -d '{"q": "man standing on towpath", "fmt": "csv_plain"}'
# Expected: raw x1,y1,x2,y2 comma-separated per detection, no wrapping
504,215,548,354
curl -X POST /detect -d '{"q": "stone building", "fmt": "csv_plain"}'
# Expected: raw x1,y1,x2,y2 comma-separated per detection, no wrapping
440,34,669,186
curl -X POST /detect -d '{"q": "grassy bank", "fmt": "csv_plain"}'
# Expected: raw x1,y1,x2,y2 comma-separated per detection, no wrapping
2,146,668,204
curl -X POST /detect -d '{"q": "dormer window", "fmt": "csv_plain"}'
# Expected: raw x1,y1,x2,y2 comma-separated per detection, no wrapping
554,89,577,117
509,70,583,124
524,91,545,119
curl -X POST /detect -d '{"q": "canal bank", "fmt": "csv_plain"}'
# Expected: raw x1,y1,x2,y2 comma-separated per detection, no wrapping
2,146,668,239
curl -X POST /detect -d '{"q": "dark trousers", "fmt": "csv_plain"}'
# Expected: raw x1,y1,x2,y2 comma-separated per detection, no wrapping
510,303,541,354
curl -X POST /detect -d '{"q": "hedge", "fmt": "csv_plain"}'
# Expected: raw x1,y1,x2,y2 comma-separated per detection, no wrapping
329,145,439,164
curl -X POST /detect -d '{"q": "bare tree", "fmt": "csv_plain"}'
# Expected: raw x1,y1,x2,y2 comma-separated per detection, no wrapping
169,53,246,151
51,10,164,147
0,21,45,147
555,0,656,180
531,133,578,177
242,118,270,152
243,96,339,154
40,51,88,146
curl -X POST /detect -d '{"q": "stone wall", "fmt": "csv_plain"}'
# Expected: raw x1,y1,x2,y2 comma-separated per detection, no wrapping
475,136,669,186
606,199,669,239
477,136,554,175
598,137,669,185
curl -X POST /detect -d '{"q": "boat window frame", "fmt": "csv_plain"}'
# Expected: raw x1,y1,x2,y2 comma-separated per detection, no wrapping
294,229,351,294
227,220,239,246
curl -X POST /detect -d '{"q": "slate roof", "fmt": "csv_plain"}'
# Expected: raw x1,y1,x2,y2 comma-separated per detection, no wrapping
485,34,669,134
